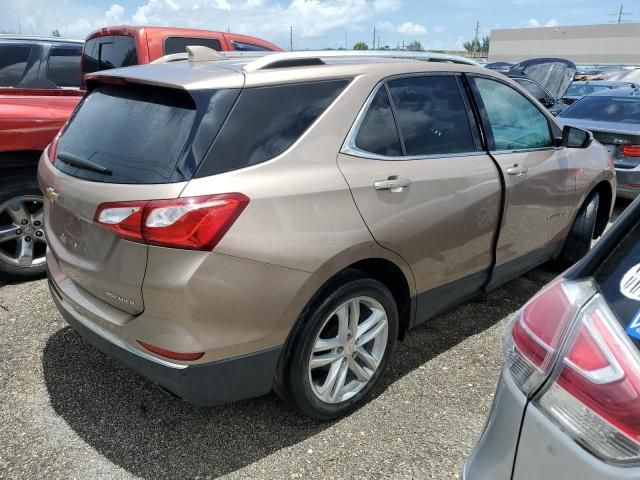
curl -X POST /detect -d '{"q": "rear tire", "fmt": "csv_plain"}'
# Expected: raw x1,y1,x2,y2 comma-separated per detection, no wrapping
557,192,599,267
275,271,398,421
0,171,47,281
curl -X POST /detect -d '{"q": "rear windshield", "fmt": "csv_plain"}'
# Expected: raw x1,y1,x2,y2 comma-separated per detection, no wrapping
83,35,137,75
56,84,238,184
0,45,31,87
565,83,611,96
560,95,640,124
47,46,82,88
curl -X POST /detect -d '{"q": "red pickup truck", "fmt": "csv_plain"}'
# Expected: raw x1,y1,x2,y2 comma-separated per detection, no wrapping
0,28,281,280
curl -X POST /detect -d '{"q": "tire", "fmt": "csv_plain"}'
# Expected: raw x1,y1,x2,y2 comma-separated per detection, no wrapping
0,171,47,281
276,271,399,420
558,192,599,267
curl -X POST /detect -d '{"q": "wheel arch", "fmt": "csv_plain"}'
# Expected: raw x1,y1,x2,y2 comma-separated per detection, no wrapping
590,180,614,239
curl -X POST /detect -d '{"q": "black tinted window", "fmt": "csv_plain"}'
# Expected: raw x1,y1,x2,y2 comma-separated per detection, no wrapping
387,76,475,156
47,47,81,88
164,37,222,55
0,45,31,87
560,96,640,124
197,80,349,177
82,35,137,75
57,85,238,184
355,87,402,156
231,41,271,51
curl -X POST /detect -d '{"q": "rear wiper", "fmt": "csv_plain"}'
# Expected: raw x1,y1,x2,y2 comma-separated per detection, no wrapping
56,153,113,175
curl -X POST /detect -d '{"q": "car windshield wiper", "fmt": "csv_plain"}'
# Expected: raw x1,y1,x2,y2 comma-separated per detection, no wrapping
56,153,113,175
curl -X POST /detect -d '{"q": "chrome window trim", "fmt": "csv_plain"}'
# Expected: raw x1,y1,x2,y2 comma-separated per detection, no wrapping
341,73,482,161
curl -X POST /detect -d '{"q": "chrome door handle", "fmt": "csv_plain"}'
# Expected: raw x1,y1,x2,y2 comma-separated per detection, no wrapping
374,177,411,192
506,165,528,177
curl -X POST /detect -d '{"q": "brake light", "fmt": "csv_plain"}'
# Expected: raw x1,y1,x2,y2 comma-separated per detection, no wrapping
537,296,640,462
94,193,249,250
137,340,204,361
504,279,594,394
47,130,62,164
623,145,640,157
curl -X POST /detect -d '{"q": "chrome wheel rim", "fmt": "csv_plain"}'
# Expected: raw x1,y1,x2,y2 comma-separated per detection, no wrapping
308,296,389,404
0,195,46,268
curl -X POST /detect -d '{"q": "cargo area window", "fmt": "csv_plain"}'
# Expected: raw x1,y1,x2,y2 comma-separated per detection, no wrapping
47,46,82,88
164,37,222,55
0,45,31,87
196,80,350,177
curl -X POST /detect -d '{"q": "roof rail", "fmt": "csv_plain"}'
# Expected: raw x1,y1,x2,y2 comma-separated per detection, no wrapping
0,34,84,43
241,50,479,72
150,47,268,64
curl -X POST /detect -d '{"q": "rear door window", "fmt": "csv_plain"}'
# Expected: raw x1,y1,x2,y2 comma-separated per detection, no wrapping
196,80,349,177
56,84,238,184
0,45,31,87
82,35,137,75
386,75,476,156
231,41,271,51
164,36,222,54
47,46,82,88
472,77,553,150
354,87,402,156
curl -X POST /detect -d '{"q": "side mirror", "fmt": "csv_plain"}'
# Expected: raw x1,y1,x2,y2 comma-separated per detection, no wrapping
562,125,593,149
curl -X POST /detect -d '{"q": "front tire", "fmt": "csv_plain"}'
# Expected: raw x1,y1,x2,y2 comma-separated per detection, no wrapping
277,273,398,420
558,192,599,266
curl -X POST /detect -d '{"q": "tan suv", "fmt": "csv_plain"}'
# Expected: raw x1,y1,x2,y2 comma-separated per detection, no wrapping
39,50,615,420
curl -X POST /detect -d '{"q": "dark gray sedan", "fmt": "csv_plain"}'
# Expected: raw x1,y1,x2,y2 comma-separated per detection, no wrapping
559,88,640,199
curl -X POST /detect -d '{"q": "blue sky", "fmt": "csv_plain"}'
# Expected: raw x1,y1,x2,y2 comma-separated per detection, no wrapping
2,0,635,50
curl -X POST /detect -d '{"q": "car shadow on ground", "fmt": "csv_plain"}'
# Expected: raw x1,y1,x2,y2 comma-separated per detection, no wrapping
41,263,558,479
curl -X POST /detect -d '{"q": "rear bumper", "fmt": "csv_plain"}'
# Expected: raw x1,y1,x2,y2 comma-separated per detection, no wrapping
49,277,282,406
463,368,527,480
615,169,640,199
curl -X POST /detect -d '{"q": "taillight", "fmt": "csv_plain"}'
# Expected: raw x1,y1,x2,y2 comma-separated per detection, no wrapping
623,145,640,157
94,193,249,250
504,279,595,394
537,296,640,462
47,130,62,164
505,278,640,463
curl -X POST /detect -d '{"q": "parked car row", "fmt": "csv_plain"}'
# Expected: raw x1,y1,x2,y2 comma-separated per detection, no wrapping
0,27,281,280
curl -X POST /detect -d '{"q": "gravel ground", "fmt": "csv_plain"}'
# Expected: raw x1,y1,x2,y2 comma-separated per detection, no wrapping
0,200,628,480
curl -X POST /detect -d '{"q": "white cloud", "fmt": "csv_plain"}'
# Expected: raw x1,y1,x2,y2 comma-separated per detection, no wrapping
397,21,427,34
372,0,402,12
545,18,559,27
105,4,125,23
526,17,559,28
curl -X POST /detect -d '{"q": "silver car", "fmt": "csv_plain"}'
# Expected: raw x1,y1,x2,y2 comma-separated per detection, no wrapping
465,196,640,479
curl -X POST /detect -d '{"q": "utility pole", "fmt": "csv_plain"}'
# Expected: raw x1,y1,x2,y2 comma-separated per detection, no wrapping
289,26,293,51
18,19,21,34
345,29,348,49
372,26,376,50
611,4,632,23
474,20,480,52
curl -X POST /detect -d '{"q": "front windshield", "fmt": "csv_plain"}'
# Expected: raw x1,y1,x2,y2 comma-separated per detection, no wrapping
560,95,640,124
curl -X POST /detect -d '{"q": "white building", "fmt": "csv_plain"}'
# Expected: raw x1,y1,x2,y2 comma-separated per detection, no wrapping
489,23,640,65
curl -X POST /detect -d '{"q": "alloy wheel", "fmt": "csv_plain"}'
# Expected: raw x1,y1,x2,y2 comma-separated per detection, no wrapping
308,296,389,404
0,195,47,269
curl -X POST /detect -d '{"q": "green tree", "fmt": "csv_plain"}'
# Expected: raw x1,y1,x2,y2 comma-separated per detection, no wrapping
406,40,423,51
463,35,489,53
353,42,369,50
51,29,61,37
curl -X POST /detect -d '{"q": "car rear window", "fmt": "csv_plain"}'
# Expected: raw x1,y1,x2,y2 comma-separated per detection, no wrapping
231,41,271,52
82,35,137,75
560,96,640,124
566,83,610,96
47,46,81,88
195,79,349,177
56,84,239,184
0,45,31,87
164,37,222,55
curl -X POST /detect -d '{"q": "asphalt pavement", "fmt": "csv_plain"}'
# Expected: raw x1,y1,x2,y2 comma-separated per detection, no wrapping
0,200,628,480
